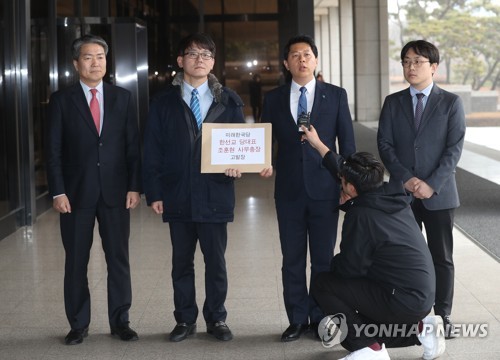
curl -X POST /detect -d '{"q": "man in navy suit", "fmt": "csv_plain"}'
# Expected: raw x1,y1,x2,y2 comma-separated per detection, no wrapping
260,35,356,342
143,33,246,343
377,40,466,339
47,34,142,345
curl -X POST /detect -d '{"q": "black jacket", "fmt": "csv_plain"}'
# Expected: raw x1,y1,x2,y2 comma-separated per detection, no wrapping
143,73,245,222
261,80,355,202
47,82,142,209
323,151,436,315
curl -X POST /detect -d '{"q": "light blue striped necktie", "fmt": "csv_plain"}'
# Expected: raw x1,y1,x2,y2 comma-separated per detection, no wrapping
298,86,307,118
190,88,203,129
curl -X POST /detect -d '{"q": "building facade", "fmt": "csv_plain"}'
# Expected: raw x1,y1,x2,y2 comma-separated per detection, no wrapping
0,0,388,240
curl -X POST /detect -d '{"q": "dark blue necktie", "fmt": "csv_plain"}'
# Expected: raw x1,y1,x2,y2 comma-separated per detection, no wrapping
190,88,202,129
298,86,307,118
414,93,424,130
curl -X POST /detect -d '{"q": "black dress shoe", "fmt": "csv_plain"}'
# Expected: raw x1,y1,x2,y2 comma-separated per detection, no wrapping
169,323,197,342
281,324,308,342
207,321,233,341
441,315,457,339
111,324,139,341
65,327,88,345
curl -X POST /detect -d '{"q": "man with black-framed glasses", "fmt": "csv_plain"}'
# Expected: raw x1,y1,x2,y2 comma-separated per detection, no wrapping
377,40,466,340
143,33,245,342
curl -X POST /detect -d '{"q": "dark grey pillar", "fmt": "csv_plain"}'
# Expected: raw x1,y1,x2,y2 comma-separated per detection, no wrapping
278,0,314,63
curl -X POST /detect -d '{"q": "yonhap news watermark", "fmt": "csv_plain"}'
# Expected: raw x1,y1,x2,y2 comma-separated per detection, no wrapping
318,313,489,348
318,313,348,347
353,322,489,339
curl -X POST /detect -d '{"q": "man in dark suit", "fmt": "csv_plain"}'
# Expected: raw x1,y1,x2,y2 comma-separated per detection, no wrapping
260,35,356,342
47,34,142,345
143,33,246,343
377,40,466,339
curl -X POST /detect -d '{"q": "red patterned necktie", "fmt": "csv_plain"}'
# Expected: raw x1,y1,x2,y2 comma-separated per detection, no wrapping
90,88,100,134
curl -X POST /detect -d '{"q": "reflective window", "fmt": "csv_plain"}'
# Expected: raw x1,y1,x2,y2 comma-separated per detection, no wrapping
221,21,279,120
31,24,50,197
0,1,21,219
221,1,277,14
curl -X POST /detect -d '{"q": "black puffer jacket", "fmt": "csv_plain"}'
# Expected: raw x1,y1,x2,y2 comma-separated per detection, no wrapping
143,73,245,223
324,151,436,315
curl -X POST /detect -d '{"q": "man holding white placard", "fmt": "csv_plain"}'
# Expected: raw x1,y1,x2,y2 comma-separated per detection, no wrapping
143,33,245,343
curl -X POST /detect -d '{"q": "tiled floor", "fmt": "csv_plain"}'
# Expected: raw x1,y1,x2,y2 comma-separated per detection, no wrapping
1,138,499,359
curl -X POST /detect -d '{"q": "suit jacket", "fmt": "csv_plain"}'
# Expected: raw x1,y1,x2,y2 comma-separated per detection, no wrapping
377,84,466,210
47,82,142,209
262,80,355,201
142,73,245,223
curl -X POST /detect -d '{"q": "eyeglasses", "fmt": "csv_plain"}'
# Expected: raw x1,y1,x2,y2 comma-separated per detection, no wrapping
184,51,214,60
401,59,431,68
289,51,314,61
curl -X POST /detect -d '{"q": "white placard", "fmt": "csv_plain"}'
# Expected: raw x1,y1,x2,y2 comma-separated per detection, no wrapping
201,123,272,173
211,127,266,165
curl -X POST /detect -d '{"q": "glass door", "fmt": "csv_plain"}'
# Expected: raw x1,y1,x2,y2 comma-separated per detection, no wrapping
0,1,23,239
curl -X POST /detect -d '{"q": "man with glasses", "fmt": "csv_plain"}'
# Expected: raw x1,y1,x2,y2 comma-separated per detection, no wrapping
143,33,245,342
260,35,355,342
377,40,466,340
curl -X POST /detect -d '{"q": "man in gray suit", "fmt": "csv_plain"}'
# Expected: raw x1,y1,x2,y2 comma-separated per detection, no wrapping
377,40,466,340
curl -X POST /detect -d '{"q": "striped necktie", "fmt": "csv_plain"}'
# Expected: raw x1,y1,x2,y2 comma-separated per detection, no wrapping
414,93,424,131
190,88,203,129
298,86,307,118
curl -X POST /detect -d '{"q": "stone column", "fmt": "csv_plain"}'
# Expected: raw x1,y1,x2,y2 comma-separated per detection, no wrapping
353,0,389,122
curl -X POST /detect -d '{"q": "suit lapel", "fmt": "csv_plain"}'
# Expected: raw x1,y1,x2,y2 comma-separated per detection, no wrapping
280,84,295,127
102,82,118,137
417,85,442,133
397,89,415,132
310,81,326,126
70,83,100,136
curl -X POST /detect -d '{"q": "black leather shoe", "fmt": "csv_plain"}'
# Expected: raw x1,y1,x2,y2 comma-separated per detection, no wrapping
169,323,197,342
441,315,457,339
281,324,308,342
207,321,233,341
64,327,88,345
111,324,139,341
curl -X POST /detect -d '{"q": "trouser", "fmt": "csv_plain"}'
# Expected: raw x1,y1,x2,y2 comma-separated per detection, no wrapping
169,222,228,324
311,273,428,352
276,193,338,325
411,199,455,317
61,197,132,330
